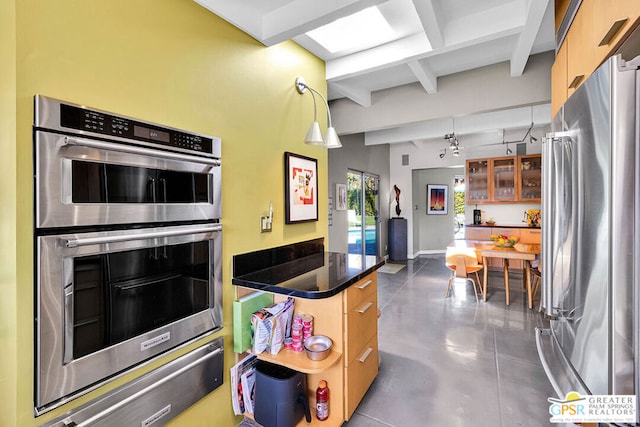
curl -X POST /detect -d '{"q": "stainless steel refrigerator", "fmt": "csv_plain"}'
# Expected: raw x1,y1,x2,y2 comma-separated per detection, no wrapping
536,54,639,424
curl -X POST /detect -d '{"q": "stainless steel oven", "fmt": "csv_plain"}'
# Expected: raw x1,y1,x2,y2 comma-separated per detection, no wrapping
34,95,221,229
33,96,223,415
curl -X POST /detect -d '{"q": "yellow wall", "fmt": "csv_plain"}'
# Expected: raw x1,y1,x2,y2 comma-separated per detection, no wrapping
6,1,328,425
0,1,18,427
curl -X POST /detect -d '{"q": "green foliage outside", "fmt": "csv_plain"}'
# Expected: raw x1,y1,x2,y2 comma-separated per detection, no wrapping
347,173,377,227
454,191,465,215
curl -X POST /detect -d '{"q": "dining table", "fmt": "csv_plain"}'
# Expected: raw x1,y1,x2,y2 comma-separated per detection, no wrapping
447,239,541,309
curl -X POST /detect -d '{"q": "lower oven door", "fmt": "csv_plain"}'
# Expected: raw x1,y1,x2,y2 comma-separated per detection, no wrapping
35,223,222,414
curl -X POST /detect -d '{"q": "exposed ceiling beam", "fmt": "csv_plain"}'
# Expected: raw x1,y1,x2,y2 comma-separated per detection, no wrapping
411,0,443,49
330,82,372,107
510,0,550,76
327,32,430,81
326,21,522,82
262,0,388,45
364,104,551,146
407,59,437,94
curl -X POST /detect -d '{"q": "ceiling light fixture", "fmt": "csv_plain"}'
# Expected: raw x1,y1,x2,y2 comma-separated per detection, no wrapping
295,77,342,149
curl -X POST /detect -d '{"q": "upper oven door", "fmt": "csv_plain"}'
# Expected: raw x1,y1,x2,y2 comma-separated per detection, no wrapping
35,130,221,229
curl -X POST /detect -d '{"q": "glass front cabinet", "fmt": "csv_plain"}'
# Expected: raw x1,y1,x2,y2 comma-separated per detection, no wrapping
517,154,542,202
466,154,541,204
466,159,489,203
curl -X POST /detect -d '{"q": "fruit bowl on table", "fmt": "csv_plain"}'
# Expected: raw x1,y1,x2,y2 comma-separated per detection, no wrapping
490,234,519,248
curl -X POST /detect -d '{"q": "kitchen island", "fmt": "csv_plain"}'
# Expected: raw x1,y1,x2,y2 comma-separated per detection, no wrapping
232,238,385,426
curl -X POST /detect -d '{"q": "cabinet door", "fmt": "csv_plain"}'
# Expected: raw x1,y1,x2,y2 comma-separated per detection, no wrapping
566,0,595,96
465,227,491,241
593,0,640,65
520,228,541,244
466,159,490,203
517,154,542,202
491,157,516,202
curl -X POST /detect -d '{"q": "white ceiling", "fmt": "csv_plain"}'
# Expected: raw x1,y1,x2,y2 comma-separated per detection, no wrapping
193,0,556,145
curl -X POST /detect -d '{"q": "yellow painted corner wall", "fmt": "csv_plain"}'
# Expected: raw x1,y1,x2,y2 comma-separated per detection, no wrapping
13,1,327,426
0,1,17,427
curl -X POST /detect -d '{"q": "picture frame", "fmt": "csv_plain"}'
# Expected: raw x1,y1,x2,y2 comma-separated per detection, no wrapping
335,183,347,210
284,152,318,223
427,184,448,215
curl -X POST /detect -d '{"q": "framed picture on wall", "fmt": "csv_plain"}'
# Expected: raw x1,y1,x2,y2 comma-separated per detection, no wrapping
427,184,448,215
335,183,347,210
285,152,318,223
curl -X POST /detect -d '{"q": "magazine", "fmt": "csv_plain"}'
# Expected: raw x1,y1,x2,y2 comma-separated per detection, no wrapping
230,353,257,415
240,368,257,414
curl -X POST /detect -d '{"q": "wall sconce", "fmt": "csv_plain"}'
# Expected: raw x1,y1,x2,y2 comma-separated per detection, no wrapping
295,77,342,148
439,149,446,159
506,144,513,155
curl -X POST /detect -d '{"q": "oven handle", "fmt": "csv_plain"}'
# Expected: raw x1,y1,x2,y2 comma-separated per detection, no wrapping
63,136,221,166
63,224,222,248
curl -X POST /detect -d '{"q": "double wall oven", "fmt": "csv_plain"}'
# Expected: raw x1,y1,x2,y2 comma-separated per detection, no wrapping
34,95,222,415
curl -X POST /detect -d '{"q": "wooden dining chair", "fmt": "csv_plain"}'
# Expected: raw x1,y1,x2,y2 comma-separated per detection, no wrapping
530,258,542,311
445,247,484,302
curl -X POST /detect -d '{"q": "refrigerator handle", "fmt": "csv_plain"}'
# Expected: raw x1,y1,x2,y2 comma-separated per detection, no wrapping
541,133,572,317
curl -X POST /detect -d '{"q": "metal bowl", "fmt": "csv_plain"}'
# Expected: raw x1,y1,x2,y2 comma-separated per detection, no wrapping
303,335,332,361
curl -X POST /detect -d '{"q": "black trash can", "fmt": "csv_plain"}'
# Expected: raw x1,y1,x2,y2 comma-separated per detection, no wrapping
253,361,311,427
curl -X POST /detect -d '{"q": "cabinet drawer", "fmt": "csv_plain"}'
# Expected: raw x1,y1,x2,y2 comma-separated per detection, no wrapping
345,335,378,420
520,228,541,244
344,293,378,364
345,274,377,313
465,227,491,241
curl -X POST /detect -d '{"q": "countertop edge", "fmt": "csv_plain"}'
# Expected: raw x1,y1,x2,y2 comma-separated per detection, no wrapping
465,224,541,229
232,258,386,300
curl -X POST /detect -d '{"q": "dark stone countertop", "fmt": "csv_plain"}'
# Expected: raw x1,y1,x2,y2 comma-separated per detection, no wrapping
232,238,385,299
466,223,541,229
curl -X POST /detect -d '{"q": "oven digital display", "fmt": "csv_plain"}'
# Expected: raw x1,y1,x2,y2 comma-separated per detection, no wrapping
134,125,170,143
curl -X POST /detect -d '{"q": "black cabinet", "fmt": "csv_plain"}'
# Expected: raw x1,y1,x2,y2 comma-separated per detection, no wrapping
388,218,407,262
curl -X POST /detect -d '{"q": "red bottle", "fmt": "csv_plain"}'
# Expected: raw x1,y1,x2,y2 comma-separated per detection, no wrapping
316,380,329,421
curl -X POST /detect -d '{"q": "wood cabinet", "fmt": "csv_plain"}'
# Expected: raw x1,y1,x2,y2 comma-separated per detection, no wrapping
466,154,541,204
566,0,596,96
593,0,640,61
466,159,490,203
343,275,378,419
247,271,379,426
553,0,640,110
517,154,542,202
491,157,517,202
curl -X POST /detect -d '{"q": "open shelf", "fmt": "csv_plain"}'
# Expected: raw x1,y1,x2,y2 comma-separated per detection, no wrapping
256,348,342,374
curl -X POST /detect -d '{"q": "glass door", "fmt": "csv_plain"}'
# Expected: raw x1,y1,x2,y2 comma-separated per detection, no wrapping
453,176,465,239
347,170,379,256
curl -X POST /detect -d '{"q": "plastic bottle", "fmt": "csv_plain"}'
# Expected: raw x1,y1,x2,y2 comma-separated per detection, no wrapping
315,380,329,421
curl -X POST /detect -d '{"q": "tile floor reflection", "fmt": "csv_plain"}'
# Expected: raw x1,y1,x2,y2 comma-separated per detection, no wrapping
344,254,556,427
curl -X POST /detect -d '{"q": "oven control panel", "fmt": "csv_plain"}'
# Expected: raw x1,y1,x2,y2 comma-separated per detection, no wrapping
60,103,213,154
34,95,220,158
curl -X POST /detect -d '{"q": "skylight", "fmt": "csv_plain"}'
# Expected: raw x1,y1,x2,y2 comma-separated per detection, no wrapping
306,6,394,54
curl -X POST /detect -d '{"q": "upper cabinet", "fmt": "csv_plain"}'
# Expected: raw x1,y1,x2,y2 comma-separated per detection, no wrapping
491,157,517,202
466,154,541,204
467,159,490,203
517,154,542,202
552,0,640,114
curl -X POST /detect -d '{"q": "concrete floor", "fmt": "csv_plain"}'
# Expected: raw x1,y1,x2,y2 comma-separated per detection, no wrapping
344,254,556,427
